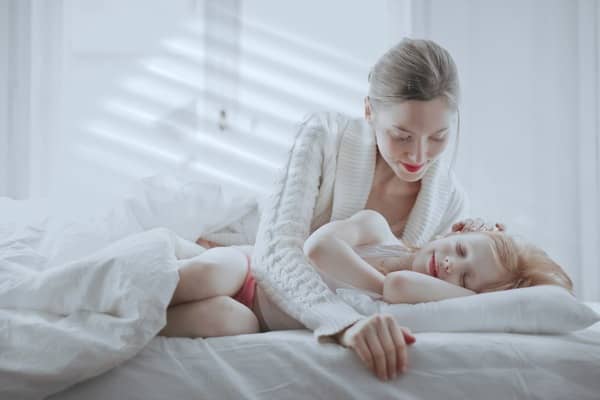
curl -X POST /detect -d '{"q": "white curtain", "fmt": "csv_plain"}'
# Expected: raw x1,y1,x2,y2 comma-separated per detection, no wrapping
0,0,32,199
0,0,63,199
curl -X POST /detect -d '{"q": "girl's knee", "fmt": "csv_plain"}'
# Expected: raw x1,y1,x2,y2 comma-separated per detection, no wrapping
227,304,260,335
178,247,248,295
205,296,260,337
204,247,248,273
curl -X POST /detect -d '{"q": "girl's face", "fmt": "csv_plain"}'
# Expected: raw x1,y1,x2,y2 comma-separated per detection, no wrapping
366,97,455,182
411,232,507,293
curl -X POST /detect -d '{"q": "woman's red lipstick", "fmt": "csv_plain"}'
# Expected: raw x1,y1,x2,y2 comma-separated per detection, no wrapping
401,162,424,173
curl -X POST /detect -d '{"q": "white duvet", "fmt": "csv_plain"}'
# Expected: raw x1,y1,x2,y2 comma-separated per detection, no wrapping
0,225,183,399
0,176,259,400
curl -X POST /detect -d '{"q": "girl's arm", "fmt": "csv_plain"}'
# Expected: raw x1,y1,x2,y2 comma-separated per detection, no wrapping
304,209,397,250
303,210,395,294
383,270,476,304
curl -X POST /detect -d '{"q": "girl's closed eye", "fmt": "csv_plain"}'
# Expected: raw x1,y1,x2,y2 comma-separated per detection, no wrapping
456,242,467,257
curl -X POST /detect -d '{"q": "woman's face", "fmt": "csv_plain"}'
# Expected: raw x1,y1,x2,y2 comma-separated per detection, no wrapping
411,232,507,293
366,97,455,182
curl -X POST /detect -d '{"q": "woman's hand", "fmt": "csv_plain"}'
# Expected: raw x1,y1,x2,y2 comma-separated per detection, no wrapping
451,218,506,233
336,314,416,381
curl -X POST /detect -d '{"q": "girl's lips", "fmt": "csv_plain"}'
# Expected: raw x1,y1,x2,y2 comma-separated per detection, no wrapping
401,162,424,173
429,253,438,277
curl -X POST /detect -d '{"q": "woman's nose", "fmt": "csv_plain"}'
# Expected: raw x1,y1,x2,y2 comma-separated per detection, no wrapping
406,140,426,164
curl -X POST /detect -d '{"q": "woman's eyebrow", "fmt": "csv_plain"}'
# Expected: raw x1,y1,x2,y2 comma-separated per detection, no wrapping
392,125,449,135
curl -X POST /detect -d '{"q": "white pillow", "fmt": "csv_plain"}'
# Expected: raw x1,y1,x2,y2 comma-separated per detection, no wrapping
123,174,259,242
336,285,600,334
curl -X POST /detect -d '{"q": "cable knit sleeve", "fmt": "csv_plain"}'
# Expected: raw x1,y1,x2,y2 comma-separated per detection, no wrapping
252,114,364,339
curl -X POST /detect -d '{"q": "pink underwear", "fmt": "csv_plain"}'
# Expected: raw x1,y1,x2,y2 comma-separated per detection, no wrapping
232,255,256,309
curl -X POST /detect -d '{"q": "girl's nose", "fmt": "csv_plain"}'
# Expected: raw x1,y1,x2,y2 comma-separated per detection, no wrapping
443,256,452,272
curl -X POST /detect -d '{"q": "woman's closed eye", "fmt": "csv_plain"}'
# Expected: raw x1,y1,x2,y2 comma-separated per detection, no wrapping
431,127,449,139
390,131,411,142
429,132,447,142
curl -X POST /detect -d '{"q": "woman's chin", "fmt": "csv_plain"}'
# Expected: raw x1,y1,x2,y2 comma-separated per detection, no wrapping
394,166,428,182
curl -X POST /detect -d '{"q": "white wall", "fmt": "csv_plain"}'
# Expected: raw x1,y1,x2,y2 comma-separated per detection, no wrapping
2,0,598,299
52,0,204,210
24,0,407,212
422,0,599,299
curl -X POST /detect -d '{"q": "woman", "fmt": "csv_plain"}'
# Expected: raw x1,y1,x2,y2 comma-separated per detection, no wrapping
197,38,492,380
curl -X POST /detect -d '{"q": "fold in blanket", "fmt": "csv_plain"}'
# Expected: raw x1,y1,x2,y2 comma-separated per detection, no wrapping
0,228,183,400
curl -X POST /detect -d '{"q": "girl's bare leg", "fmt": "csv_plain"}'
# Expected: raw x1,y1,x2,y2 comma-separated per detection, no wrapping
160,246,259,338
159,296,259,338
169,246,248,307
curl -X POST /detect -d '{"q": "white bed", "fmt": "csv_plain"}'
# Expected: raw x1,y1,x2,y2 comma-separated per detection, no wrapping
2,178,599,400
52,304,600,400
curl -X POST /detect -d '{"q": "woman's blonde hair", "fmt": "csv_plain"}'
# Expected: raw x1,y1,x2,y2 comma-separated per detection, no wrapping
481,231,573,294
368,38,460,109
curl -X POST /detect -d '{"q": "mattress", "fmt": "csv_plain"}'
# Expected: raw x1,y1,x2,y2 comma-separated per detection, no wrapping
51,302,600,400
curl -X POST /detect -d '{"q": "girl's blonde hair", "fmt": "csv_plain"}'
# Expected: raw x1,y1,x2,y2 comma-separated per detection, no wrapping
481,231,573,294
358,232,573,294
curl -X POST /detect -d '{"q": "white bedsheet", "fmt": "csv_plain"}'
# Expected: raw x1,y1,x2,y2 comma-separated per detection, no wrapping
52,305,600,400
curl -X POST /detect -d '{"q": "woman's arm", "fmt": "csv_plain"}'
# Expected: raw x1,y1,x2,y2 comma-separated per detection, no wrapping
383,270,476,304
251,114,364,339
252,115,413,382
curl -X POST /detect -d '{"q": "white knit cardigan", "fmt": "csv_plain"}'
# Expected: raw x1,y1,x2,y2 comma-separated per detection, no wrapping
206,112,467,339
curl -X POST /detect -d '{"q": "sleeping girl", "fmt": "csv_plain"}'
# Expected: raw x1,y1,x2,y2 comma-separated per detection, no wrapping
159,209,573,339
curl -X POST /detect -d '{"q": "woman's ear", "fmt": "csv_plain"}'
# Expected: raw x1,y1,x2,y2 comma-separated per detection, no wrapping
364,96,373,123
